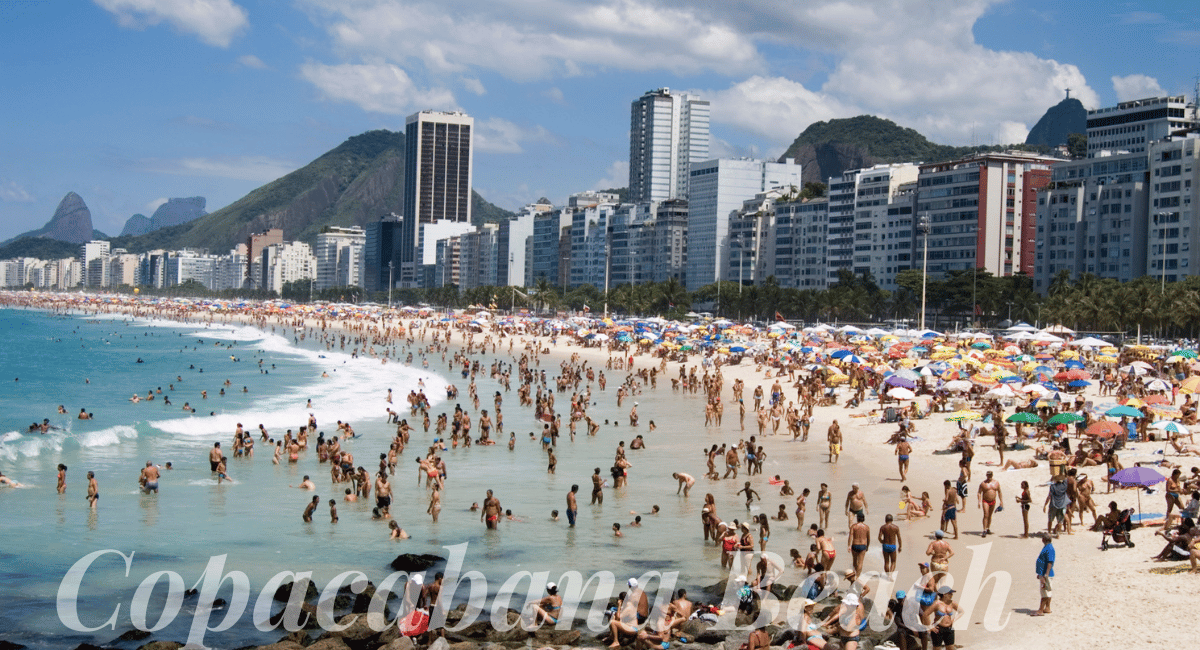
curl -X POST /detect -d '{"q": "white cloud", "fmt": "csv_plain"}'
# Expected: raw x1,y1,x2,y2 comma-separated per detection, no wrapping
146,198,169,213
143,156,296,182
298,0,760,82
236,54,268,69
593,160,628,190
542,87,567,106
1112,74,1166,102
300,62,457,115
475,118,558,154
94,0,249,48
705,76,855,145
0,180,34,203
461,77,486,95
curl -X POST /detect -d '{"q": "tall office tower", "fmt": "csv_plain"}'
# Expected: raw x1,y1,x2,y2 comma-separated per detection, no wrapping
364,214,404,292
402,110,474,286
1086,95,1198,158
685,157,801,289
629,88,710,203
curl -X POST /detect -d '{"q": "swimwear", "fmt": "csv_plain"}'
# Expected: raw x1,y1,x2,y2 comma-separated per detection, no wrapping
882,543,897,554
982,499,996,508
943,507,957,521
852,544,867,553
931,627,955,647
144,481,158,491
930,560,949,573
210,461,220,472
898,454,909,461
824,549,836,560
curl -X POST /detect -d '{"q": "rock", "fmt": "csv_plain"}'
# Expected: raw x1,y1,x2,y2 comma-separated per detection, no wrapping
135,642,183,650
254,643,305,650
269,602,323,630
212,598,227,609
768,583,796,602
305,639,350,650
278,630,312,647
532,628,580,645
38,192,95,244
693,627,730,645
70,645,104,650
149,197,207,230
315,614,382,650
379,638,414,650
426,639,449,650
119,214,152,237
0,642,27,650
388,553,446,572
275,579,320,603
111,629,152,643
678,619,712,640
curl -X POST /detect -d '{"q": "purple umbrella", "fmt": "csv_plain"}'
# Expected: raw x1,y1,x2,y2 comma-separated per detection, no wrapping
884,375,917,389
1109,466,1166,521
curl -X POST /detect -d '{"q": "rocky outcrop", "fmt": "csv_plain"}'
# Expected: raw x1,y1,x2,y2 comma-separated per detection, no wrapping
150,197,207,230
1026,97,1086,147
120,213,152,237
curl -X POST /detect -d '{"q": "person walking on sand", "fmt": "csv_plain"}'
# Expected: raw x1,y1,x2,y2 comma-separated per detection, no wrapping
848,512,871,576
879,514,902,574
827,420,842,463
977,471,1002,537
940,480,960,539
1030,534,1055,616
896,437,912,481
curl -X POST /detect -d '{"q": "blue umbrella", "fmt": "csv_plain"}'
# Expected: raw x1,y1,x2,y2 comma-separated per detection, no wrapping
830,349,852,359
911,346,929,353
1067,380,1092,388
729,346,746,353
1064,360,1086,370
842,354,866,365
998,375,1024,384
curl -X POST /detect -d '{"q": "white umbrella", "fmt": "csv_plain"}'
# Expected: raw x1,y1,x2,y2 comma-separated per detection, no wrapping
1032,331,1065,343
943,380,973,392
1068,336,1113,348
1041,324,1076,335
1143,378,1170,392
1006,322,1038,332
770,322,797,330
888,387,916,400
1021,383,1051,395
985,384,1017,399
1150,421,1189,434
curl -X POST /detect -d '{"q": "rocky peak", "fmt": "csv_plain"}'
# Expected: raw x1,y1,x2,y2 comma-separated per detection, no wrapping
44,192,95,244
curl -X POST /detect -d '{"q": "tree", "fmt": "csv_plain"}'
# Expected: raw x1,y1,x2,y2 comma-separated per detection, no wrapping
1067,133,1087,160
800,182,827,200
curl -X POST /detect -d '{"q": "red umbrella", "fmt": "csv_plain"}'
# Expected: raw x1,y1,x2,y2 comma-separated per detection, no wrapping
1086,421,1124,438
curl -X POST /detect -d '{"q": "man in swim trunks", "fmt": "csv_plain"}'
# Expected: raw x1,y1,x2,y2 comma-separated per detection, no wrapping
941,480,960,539
140,461,159,494
209,442,222,472
828,421,842,463
845,483,869,529
86,471,98,508
566,484,579,527
375,472,392,517
879,514,902,573
897,438,912,481
848,512,871,575
977,471,1002,537
673,472,695,497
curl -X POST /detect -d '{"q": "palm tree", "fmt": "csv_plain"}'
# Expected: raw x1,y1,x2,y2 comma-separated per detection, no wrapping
531,277,559,314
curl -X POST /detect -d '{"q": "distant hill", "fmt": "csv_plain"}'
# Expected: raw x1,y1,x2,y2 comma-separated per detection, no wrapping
1025,97,1086,147
120,197,208,236
778,115,1052,183
5,192,103,245
473,192,515,225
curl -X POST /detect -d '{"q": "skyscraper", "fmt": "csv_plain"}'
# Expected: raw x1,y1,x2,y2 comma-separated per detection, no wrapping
628,88,710,203
402,110,474,286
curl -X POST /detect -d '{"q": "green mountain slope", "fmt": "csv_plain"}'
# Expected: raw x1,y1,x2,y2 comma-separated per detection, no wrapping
779,115,1051,183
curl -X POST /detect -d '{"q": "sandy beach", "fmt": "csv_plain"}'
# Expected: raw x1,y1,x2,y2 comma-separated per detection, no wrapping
1,290,1197,650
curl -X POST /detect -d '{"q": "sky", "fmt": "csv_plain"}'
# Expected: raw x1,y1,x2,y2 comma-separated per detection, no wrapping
1,0,1198,242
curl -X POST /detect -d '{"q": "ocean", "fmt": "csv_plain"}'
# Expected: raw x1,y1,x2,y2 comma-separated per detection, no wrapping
0,307,868,648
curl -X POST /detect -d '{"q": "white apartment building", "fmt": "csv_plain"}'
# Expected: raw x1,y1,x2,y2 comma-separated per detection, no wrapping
685,157,801,289
315,226,365,290
108,252,140,287
261,241,316,293
629,88,710,203
1087,95,1198,158
79,240,110,287
1147,135,1200,282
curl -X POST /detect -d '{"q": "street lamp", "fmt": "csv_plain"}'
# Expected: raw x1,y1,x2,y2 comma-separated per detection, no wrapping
918,215,931,331
387,260,393,309
1156,212,1169,293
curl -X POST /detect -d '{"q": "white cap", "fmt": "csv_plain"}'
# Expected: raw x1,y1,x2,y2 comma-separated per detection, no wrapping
628,578,638,588
842,593,859,607
412,574,424,585
547,582,557,591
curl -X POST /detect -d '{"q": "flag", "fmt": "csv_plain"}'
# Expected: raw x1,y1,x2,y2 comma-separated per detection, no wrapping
512,288,529,299
775,311,786,322
582,304,590,312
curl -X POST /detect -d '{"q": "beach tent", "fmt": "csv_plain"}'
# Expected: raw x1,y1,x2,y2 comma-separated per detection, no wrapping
1068,336,1114,348
1041,324,1076,335
1006,322,1038,332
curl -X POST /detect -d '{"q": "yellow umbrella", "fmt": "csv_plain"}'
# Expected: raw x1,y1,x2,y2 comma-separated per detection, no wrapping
1180,376,1200,394
944,410,983,422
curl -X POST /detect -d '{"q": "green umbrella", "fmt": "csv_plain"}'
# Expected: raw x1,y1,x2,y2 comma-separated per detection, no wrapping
1173,349,1198,359
1047,412,1084,425
1106,405,1144,419
1006,412,1043,424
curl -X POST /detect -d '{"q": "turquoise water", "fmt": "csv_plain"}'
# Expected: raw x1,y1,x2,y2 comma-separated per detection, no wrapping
0,307,871,648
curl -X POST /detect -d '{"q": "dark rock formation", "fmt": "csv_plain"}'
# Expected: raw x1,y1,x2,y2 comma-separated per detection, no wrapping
110,628,152,643
389,553,445,572
150,197,207,230
274,578,320,602
1025,97,1087,147
119,214,152,237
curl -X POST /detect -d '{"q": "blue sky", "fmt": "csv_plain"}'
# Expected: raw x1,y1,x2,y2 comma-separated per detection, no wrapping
1,0,1197,242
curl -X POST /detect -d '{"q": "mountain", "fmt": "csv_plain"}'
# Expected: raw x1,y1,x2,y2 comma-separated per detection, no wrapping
473,192,515,225
6,192,100,245
119,214,152,237
778,115,1051,183
1024,97,1086,147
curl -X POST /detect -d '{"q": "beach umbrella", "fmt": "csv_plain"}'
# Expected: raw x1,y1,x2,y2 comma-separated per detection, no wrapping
888,387,917,400
971,341,991,349
1085,421,1124,438
943,380,973,392
1182,376,1200,395
842,354,867,365
1006,412,1043,424
1047,412,1084,425
1109,466,1166,520
1143,378,1170,393
830,349,852,359
1063,359,1086,370
1067,380,1092,388
984,384,1017,399
1106,405,1144,419
944,410,983,422
884,375,917,389
1150,421,1189,435
1144,394,1170,406
998,375,1024,384
1173,349,1198,359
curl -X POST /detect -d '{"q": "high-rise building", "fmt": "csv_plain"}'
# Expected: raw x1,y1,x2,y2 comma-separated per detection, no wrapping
1146,135,1200,282
364,215,404,292
824,163,920,284
79,240,110,287
685,158,801,289
1086,95,1198,158
244,229,283,289
916,151,1058,279
402,110,473,286
775,198,829,290
261,241,316,294
315,226,366,290
628,88,710,203
1033,150,1149,291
